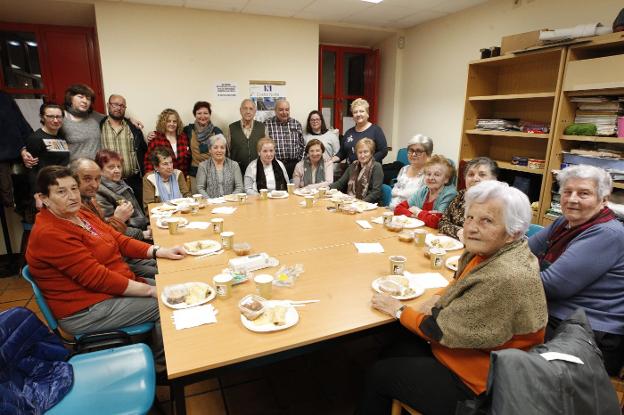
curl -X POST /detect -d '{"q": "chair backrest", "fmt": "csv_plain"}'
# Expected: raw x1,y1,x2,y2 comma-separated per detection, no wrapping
396,148,409,166
526,223,544,237
381,184,392,207
21,265,59,331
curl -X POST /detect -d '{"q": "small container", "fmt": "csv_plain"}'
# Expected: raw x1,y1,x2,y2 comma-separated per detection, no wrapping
213,273,233,299
211,218,224,234
413,229,427,247
237,193,247,204
527,158,545,169
221,231,234,249
260,189,268,200
167,220,179,235
389,255,407,275
341,205,358,215
233,242,251,256
254,273,274,299
287,183,295,195
382,212,394,226
430,248,446,269
398,231,414,243
238,294,266,320
305,195,314,208
179,205,191,214
318,187,327,198
385,221,403,233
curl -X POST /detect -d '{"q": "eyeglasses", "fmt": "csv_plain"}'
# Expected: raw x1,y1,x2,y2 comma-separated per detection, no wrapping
408,148,426,155
43,115,63,120
108,102,126,109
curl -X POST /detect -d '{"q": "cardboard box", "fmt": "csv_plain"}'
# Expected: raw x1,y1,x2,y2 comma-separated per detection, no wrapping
501,30,545,54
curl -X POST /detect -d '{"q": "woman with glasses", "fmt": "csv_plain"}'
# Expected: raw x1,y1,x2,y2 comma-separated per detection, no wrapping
389,134,433,209
304,110,340,159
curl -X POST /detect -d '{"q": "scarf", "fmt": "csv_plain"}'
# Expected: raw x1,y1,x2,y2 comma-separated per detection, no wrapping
100,176,148,229
203,158,236,198
155,172,182,202
537,207,616,271
302,156,325,186
195,122,215,152
256,159,287,191
347,158,374,199
66,107,89,118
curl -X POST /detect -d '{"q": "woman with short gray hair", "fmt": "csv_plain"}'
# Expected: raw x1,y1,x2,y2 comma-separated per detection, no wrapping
529,164,624,375
389,134,433,209
196,134,243,198
361,180,546,414
439,157,499,240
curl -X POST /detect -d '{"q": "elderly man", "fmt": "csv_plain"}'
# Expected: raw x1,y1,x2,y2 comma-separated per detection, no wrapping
70,158,157,279
264,99,304,177
228,99,267,176
100,94,146,205
529,164,624,375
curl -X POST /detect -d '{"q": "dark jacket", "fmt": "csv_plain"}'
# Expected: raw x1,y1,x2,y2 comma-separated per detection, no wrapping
0,91,32,161
99,116,147,175
0,307,73,414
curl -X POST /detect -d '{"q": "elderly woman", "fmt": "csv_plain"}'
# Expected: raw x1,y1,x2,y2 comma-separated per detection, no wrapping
292,139,334,189
389,134,433,209
95,149,150,241
529,165,624,375
196,134,243,198
304,110,340,159
144,108,191,177
244,137,289,195
25,166,186,373
183,101,224,193
143,146,191,210
359,181,547,414
332,98,388,164
394,155,457,228
439,157,498,240
330,138,383,203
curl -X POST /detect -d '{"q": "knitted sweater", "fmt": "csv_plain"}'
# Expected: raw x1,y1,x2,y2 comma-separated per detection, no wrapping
61,112,104,160
228,120,266,176
438,190,466,239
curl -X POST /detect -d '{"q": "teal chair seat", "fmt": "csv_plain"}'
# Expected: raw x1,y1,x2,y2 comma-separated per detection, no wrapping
381,184,392,207
47,343,155,415
396,148,409,166
526,223,544,237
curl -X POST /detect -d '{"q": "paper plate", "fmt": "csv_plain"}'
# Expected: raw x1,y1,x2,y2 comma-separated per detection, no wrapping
350,201,378,212
168,197,195,205
240,301,299,332
161,282,216,309
293,188,317,197
183,240,222,256
150,205,178,216
425,234,464,251
392,216,425,229
445,255,461,272
371,275,425,300
268,191,289,199
156,217,189,229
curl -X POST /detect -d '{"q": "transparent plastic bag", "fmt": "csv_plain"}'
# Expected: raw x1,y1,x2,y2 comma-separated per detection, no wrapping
273,264,304,287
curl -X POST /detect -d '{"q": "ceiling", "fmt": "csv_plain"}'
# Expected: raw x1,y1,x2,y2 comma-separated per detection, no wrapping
101,0,488,30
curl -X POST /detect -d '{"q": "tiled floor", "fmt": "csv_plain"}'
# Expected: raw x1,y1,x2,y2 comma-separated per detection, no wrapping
1,272,384,414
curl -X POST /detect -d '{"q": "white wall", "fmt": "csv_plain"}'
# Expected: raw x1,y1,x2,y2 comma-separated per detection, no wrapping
94,1,319,133
396,0,623,162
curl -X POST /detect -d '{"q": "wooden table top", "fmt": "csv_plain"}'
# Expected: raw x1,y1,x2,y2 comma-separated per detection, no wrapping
152,195,458,380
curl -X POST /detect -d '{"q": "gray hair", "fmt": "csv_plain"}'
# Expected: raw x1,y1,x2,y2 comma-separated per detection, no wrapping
557,164,612,200
464,157,499,179
406,134,434,156
69,158,99,175
240,98,255,109
464,180,531,238
208,133,227,148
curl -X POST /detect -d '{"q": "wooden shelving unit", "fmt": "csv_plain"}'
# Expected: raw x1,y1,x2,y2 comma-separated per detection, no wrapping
540,33,624,223
458,47,567,224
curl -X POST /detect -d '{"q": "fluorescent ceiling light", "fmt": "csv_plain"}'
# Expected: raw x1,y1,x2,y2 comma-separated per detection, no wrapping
26,41,38,47
8,41,20,46
361,0,383,3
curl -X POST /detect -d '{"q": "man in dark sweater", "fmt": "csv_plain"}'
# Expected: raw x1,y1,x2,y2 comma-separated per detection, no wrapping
228,99,267,176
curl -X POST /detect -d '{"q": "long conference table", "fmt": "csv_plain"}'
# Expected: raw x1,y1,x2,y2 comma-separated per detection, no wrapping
152,194,456,414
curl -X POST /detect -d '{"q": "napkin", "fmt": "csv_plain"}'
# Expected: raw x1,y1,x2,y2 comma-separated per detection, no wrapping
208,197,226,204
371,216,384,225
356,220,372,229
186,222,211,230
172,304,218,330
354,242,384,253
212,206,237,215
404,272,449,289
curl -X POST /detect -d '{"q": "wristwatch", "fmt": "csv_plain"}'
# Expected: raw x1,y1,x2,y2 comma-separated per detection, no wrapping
152,245,160,259
395,305,406,320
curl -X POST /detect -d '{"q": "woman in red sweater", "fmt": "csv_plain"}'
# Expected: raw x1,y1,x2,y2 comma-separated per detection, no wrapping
358,181,547,415
26,166,185,372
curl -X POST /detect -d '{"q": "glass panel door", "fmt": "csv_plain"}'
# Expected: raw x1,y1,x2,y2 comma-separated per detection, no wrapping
0,31,43,90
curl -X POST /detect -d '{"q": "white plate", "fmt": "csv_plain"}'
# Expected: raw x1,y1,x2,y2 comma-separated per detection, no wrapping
161,282,216,309
391,216,425,229
425,234,464,251
150,205,178,215
168,197,195,205
240,301,299,332
293,188,317,197
446,255,461,272
350,201,378,212
224,194,239,202
268,191,289,199
156,217,189,229
183,240,222,255
372,275,425,300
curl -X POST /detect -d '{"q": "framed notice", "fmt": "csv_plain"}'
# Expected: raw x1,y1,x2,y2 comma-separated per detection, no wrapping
249,80,286,122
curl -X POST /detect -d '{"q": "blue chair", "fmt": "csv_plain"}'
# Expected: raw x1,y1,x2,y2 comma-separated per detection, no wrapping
381,184,392,207
396,148,409,166
47,343,155,415
21,265,154,352
526,223,544,237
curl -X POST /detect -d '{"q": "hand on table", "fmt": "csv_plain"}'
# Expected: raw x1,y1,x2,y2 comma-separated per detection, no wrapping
371,292,403,318
408,206,422,216
157,246,186,260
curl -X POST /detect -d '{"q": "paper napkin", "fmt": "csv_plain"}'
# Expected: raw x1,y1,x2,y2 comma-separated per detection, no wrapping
172,304,218,330
354,242,384,253
212,206,237,215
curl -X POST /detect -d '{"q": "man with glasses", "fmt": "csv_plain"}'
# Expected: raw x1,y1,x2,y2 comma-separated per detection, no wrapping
100,94,146,204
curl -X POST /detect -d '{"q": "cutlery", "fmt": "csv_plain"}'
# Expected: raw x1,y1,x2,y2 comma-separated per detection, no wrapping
285,300,320,305
195,250,224,259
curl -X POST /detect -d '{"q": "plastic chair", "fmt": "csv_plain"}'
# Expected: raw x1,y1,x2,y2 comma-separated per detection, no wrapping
526,223,544,237
47,343,155,415
396,148,409,166
381,184,392,207
21,265,154,352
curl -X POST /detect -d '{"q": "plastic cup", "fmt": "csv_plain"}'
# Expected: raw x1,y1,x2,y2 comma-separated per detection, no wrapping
260,189,268,200
254,274,274,299
413,229,427,247
430,248,446,270
305,195,314,208
383,212,394,226
213,273,233,299
211,218,224,234
167,220,179,235
389,255,407,275
287,183,295,195
237,193,247,204
221,231,234,249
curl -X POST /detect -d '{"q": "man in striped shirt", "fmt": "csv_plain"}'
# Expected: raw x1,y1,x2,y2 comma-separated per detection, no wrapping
264,99,304,177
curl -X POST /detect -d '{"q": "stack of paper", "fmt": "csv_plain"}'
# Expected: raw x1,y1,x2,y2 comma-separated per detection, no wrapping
571,97,623,136
172,304,218,330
